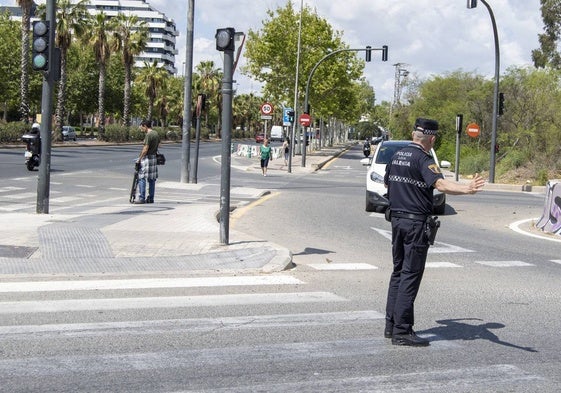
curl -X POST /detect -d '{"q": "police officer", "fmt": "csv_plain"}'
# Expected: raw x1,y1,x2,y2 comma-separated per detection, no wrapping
383,118,485,347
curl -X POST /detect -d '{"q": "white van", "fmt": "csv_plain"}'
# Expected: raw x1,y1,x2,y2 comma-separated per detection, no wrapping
270,125,284,142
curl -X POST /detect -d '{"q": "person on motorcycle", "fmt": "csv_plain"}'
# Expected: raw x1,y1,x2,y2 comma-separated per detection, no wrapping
363,138,371,157
30,123,40,134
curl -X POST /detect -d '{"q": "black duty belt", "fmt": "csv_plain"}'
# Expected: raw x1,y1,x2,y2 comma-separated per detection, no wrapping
392,211,428,221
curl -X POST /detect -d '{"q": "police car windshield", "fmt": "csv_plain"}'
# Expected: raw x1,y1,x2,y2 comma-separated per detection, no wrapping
375,141,435,165
375,142,408,164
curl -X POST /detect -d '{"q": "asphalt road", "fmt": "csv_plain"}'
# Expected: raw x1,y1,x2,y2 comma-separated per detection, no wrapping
1,142,560,392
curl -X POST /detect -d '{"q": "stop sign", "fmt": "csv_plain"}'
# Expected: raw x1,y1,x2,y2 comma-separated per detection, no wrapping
466,122,480,138
299,113,311,127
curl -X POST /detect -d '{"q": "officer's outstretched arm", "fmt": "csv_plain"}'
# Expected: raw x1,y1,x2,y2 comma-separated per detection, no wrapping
434,173,485,195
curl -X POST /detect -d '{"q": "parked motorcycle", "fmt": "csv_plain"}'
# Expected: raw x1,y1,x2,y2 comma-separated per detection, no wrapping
363,140,371,157
22,123,41,171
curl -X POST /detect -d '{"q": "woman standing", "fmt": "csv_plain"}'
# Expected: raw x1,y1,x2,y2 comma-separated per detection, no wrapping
260,138,273,176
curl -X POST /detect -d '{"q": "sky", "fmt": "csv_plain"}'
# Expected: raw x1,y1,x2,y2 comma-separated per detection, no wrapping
152,0,544,104
2,0,544,104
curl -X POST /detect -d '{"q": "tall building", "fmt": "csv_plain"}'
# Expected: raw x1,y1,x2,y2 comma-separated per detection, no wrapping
86,0,179,74
1,0,179,75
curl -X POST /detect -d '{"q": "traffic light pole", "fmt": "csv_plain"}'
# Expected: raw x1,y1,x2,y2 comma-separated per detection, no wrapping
302,46,387,167
36,0,56,214
467,0,500,183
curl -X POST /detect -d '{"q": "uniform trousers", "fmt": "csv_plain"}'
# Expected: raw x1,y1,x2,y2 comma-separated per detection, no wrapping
385,217,429,335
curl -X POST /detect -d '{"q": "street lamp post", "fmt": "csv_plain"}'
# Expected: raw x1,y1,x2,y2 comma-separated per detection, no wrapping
302,45,388,167
467,0,500,183
289,0,304,174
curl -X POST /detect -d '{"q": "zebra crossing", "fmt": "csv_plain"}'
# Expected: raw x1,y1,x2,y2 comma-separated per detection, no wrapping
0,273,553,392
0,176,263,214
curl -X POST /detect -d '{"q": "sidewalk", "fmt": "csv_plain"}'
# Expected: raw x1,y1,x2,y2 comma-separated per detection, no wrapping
0,144,348,277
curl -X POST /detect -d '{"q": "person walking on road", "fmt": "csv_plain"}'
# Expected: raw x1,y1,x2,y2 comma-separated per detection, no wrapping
282,137,290,166
260,138,273,176
136,120,160,204
383,117,485,347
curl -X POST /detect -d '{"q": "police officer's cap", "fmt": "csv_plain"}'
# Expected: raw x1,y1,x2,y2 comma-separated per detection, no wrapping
414,118,439,135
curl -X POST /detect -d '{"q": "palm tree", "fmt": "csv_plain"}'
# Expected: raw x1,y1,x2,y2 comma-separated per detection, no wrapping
135,60,168,122
43,0,89,141
17,0,34,122
81,12,114,135
111,13,148,126
194,61,222,135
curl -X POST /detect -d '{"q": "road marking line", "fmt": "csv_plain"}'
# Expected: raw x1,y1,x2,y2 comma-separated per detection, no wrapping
474,260,534,267
550,260,561,264
3,192,36,199
308,263,378,270
0,206,24,212
0,186,25,192
509,218,561,243
0,276,304,293
0,310,383,336
49,196,82,203
426,262,462,268
0,292,347,314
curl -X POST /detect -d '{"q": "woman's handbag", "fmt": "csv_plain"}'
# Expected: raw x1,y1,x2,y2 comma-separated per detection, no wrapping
156,152,166,165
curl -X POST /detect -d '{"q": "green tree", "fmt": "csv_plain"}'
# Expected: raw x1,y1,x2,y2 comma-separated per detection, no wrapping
65,44,98,128
112,13,148,126
194,60,222,135
81,12,115,135
135,60,169,121
16,0,34,121
233,93,263,135
243,1,365,131
532,0,561,69
0,12,22,121
37,0,89,140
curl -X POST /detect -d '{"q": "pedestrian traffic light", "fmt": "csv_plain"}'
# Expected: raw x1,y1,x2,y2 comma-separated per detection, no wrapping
365,46,372,62
215,28,235,52
32,20,50,71
287,110,295,123
498,92,505,115
381,45,388,61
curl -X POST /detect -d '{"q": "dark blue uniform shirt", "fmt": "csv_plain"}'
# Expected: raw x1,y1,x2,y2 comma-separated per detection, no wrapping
384,143,444,216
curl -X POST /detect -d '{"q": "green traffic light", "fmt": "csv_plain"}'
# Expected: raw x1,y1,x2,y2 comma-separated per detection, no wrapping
33,54,47,69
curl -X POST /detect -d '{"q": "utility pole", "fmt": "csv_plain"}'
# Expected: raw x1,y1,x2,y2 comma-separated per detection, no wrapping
390,63,409,119
36,0,56,214
180,0,194,183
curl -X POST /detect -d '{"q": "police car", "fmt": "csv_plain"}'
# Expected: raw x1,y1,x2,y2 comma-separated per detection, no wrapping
361,140,450,215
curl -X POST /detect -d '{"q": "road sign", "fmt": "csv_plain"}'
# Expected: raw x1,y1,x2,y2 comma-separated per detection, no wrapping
260,102,274,116
466,122,480,138
299,113,311,127
283,107,293,126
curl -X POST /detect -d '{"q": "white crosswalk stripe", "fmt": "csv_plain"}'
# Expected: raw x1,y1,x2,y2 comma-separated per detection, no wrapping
0,273,552,391
308,263,378,270
475,260,534,267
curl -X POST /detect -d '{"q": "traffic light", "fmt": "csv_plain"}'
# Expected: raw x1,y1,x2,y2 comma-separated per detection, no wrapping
498,92,505,115
381,45,388,61
215,28,235,51
287,110,295,123
32,20,50,71
365,46,372,62
467,0,478,9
